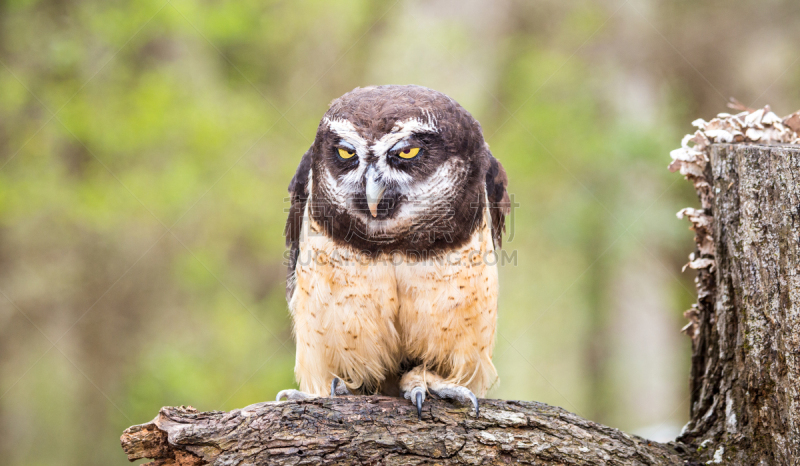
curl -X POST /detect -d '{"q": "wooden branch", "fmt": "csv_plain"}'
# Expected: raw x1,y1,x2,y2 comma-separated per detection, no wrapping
121,397,688,465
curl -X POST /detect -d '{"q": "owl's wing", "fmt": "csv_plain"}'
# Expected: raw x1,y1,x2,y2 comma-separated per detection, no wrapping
484,152,510,249
285,149,313,301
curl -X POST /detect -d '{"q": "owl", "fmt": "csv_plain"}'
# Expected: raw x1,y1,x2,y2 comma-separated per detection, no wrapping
276,85,509,418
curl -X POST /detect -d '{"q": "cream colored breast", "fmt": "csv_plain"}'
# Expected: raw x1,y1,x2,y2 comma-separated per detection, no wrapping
393,203,499,395
289,189,401,395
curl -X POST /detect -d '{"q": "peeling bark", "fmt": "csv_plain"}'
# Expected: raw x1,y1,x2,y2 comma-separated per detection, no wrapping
121,398,687,465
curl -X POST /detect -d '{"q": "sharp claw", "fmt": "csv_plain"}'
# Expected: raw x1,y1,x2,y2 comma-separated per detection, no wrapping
469,392,480,417
330,378,339,397
276,389,290,401
409,387,426,420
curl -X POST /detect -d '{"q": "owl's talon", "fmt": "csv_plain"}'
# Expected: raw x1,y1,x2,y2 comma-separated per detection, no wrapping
276,389,316,401
330,377,352,396
410,387,426,420
404,386,426,420
429,385,480,417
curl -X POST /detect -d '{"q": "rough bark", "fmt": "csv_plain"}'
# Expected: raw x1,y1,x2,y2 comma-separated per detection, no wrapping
678,143,800,464
121,398,688,465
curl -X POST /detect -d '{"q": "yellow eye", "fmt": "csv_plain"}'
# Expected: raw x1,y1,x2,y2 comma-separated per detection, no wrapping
398,147,420,159
337,148,356,159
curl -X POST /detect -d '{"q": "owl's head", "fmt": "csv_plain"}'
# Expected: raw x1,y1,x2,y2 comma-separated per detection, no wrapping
306,85,490,254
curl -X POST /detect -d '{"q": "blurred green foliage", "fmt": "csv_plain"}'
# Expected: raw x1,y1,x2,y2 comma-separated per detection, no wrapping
1,0,799,464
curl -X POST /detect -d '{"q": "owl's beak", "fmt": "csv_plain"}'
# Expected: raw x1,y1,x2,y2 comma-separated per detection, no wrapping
365,168,386,218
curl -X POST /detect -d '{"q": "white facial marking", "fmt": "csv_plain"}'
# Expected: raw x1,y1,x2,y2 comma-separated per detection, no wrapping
371,116,438,158
400,158,463,208
322,114,449,233
325,115,439,189
339,162,368,189
371,116,438,186
324,117,369,158
324,117,369,190
390,140,409,152
320,166,350,210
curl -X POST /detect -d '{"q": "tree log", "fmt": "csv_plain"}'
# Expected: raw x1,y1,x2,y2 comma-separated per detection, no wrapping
121,398,688,465
122,135,800,465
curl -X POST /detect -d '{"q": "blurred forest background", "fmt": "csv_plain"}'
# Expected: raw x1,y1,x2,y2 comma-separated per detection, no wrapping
1,0,799,464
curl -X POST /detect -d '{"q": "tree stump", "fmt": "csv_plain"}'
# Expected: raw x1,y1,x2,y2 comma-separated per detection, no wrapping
678,143,800,464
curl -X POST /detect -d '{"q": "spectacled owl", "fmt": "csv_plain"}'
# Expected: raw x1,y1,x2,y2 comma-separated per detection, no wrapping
277,85,509,418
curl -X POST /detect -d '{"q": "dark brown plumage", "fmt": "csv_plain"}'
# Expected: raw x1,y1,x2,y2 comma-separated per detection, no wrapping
285,85,508,293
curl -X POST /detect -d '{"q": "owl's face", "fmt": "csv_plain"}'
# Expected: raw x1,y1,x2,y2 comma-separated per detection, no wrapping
308,85,488,253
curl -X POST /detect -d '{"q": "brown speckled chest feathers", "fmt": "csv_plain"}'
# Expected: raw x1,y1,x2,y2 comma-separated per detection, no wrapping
280,85,509,415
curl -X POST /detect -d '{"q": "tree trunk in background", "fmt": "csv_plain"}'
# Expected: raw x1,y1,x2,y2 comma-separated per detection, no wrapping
679,143,800,464
121,143,800,465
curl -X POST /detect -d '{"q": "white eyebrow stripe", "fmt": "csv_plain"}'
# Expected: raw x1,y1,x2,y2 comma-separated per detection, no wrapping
390,140,410,152
324,117,369,159
371,116,437,187
371,116,438,157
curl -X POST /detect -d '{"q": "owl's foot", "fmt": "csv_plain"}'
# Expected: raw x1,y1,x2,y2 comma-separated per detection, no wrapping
330,377,353,396
275,389,317,401
400,367,480,420
276,378,351,401
428,382,479,417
